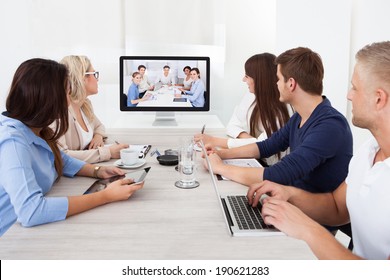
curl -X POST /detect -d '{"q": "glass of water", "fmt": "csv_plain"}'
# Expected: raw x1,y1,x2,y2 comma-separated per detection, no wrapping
175,138,199,189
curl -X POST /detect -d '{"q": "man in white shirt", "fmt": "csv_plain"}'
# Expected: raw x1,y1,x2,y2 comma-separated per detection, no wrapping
247,41,390,259
137,65,154,98
155,65,175,85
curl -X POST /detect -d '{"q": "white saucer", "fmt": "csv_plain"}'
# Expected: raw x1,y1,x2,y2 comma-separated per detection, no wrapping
114,159,146,169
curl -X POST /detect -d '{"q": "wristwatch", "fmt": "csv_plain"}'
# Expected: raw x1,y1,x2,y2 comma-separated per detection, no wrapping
93,166,101,179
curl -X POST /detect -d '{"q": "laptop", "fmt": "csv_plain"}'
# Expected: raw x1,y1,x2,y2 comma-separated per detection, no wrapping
200,142,283,237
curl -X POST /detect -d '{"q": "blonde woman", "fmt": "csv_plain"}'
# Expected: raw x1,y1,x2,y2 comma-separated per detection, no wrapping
57,55,128,163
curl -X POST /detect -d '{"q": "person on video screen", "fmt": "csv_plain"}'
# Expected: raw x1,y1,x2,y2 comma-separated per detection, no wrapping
137,65,154,98
155,65,175,86
176,68,205,107
127,71,151,107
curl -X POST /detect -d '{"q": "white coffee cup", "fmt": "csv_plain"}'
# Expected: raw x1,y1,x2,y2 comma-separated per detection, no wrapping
120,148,139,165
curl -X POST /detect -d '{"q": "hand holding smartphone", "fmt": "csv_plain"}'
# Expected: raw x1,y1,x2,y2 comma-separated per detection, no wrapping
84,167,151,194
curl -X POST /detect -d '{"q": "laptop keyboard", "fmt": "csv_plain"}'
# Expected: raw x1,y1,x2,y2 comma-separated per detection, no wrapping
227,195,271,230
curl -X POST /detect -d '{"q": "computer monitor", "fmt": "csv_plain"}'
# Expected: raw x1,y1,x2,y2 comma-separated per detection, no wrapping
120,56,210,126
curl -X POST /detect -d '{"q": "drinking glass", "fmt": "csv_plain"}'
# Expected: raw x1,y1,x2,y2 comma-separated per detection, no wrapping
175,138,199,189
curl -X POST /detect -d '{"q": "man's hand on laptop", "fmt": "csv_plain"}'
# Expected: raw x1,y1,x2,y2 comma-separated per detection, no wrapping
247,180,292,207
261,198,319,240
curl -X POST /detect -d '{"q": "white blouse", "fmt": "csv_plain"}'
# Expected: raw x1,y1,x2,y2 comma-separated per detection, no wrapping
76,110,93,149
183,77,193,89
226,91,289,166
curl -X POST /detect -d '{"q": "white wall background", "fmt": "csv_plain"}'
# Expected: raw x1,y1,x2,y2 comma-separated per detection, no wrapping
348,0,390,149
1,0,389,150
276,0,352,116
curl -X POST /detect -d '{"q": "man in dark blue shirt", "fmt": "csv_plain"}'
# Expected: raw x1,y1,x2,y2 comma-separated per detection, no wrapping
205,47,353,194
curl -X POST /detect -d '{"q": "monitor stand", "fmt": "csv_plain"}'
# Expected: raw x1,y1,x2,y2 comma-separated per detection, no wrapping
152,112,178,126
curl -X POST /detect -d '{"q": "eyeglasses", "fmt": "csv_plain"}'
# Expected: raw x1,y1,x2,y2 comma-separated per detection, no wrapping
85,71,99,79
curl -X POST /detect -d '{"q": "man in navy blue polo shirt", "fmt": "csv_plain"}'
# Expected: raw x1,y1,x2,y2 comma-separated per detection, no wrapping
204,47,353,195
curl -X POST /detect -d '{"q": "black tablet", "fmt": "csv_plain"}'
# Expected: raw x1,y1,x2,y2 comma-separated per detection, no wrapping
173,97,187,102
83,167,151,194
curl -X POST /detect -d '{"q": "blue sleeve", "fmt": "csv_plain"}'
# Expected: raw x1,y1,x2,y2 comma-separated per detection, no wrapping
127,84,138,107
256,116,293,157
61,151,85,177
0,139,68,228
263,116,351,185
185,82,196,96
186,81,204,102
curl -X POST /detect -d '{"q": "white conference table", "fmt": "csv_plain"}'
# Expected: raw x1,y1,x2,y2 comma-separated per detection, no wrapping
0,128,315,260
137,86,192,107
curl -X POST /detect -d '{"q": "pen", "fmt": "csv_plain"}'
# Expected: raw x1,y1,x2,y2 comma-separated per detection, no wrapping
144,145,151,156
150,149,161,157
115,141,120,145
201,124,206,134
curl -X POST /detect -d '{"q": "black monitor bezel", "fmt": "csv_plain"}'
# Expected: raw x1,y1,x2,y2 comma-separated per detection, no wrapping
119,56,210,112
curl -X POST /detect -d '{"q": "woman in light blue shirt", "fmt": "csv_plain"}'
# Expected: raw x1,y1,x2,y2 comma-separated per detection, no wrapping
0,59,144,237
127,71,151,107
177,68,205,107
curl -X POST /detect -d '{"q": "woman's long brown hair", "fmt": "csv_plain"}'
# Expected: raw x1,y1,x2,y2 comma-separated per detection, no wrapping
6,58,69,178
246,53,291,159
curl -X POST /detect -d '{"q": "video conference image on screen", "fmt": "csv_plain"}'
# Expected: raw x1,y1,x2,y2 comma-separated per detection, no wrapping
120,56,210,112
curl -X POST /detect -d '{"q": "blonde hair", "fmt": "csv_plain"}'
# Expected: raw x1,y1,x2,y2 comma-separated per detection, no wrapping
60,55,94,121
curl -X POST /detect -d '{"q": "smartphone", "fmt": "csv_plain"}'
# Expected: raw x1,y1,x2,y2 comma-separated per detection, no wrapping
83,167,151,194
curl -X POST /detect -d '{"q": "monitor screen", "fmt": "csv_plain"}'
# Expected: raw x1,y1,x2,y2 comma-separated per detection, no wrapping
119,56,210,112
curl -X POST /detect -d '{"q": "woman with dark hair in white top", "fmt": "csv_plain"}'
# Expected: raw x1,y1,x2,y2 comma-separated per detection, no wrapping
195,53,291,165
